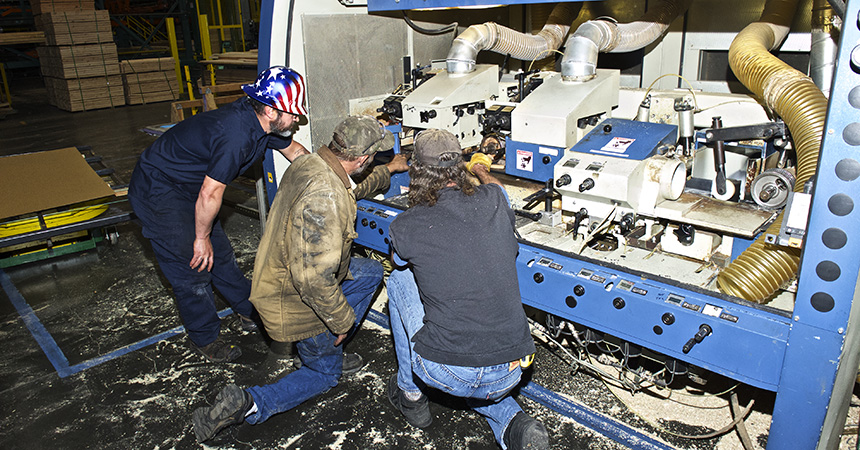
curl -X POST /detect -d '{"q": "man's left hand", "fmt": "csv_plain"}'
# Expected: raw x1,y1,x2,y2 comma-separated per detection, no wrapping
386,154,409,173
334,333,347,346
190,237,214,272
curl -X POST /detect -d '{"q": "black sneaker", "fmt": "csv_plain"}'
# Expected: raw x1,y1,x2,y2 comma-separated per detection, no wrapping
503,412,548,450
387,374,432,428
237,314,259,332
193,338,242,363
294,352,365,374
192,384,253,443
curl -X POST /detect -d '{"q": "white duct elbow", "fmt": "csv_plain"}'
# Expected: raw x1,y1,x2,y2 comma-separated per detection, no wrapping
561,20,616,82
447,23,497,74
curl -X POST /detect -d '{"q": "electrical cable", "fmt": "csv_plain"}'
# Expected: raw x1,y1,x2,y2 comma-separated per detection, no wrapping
402,12,458,35
526,49,564,72
530,314,758,441
641,73,700,112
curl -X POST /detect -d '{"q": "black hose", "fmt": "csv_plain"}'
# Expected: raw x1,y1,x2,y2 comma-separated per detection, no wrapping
402,12,458,35
285,0,296,66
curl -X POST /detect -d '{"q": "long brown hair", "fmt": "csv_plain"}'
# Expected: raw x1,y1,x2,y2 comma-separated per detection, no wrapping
407,153,475,207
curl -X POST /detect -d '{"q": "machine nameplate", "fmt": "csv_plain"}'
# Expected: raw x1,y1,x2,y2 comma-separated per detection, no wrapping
682,301,701,312
720,312,739,323
631,287,648,296
590,274,606,284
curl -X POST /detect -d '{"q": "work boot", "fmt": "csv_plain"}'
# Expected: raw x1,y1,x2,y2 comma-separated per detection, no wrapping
503,412,549,450
193,337,242,363
237,314,259,333
192,384,254,443
387,374,432,428
255,341,297,383
295,352,365,374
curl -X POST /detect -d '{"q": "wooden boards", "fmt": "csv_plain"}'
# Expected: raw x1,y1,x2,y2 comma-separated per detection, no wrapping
44,75,124,112
0,32,46,45
38,43,120,79
121,57,179,105
34,10,112,45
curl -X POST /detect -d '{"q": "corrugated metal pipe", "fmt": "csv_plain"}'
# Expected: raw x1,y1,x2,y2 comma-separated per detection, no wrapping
446,3,582,74
560,0,693,82
717,0,828,303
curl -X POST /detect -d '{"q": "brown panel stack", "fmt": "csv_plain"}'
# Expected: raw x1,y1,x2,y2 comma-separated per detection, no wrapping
30,0,91,15
34,5,123,112
121,57,180,105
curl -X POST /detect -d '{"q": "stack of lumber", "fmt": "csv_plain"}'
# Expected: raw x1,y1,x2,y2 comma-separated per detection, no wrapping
30,0,92,15
0,32,46,45
121,57,179,105
200,50,258,85
34,4,122,111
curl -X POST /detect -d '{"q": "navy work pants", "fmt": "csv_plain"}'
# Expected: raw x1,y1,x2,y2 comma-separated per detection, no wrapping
129,190,254,348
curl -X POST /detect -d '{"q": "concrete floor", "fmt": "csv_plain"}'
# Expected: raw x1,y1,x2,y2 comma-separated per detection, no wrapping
1,75,857,450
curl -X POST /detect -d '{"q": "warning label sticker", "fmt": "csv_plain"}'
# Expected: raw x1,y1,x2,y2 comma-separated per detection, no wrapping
517,150,534,172
600,137,635,154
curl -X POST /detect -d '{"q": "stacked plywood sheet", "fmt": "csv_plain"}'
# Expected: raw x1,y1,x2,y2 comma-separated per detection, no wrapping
30,0,92,15
35,6,122,111
34,10,113,45
121,58,180,105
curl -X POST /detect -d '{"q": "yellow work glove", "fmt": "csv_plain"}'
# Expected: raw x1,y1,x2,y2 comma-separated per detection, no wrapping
466,152,493,175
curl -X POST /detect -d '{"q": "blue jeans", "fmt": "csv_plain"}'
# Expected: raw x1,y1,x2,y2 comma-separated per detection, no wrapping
245,257,383,424
129,188,254,348
387,268,524,449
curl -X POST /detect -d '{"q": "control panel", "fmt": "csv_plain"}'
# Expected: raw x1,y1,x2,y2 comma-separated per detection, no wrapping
516,243,791,391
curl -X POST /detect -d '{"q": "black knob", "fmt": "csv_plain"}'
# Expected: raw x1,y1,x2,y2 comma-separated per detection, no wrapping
369,221,377,229
579,178,595,192
533,273,544,283
361,218,368,226
603,123,612,133
662,312,675,325
428,110,437,118
565,295,577,308
573,285,585,296
612,297,625,309
556,174,572,187
542,155,551,164
682,324,713,354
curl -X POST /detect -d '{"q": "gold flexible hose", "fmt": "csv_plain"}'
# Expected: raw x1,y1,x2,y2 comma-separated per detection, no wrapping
717,0,828,303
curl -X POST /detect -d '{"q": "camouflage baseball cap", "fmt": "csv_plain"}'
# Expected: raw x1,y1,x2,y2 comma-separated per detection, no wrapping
414,128,462,167
331,116,395,157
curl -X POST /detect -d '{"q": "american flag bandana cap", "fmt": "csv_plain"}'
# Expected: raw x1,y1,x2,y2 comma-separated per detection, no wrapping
242,66,308,115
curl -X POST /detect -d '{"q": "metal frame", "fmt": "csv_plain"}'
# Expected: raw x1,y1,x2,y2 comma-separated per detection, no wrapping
257,0,860,447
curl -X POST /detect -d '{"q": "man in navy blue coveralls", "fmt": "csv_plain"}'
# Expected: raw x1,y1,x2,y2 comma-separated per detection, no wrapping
128,66,310,362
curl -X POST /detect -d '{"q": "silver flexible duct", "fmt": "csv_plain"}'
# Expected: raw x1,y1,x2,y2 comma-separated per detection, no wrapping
561,0,693,81
446,3,582,74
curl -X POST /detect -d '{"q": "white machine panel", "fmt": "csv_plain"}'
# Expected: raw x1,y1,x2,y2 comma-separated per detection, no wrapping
512,70,620,149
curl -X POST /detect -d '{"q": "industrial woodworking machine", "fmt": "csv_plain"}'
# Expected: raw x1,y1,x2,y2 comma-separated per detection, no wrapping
256,0,860,448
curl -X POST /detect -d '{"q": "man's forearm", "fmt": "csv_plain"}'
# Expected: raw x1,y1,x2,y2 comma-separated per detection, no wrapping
473,166,502,187
195,193,222,239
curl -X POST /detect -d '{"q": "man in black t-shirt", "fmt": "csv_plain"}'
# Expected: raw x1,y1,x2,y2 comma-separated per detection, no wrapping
386,129,548,450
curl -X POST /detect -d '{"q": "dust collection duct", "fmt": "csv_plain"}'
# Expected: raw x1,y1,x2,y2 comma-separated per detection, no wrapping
560,0,694,81
717,0,828,303
446,2,582,74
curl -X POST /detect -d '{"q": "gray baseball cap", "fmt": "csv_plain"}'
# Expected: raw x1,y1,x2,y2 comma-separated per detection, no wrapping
331,116,395,157
414,129,462,167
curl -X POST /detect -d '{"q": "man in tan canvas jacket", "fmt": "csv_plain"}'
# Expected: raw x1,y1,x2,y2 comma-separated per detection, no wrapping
192,116,405,442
